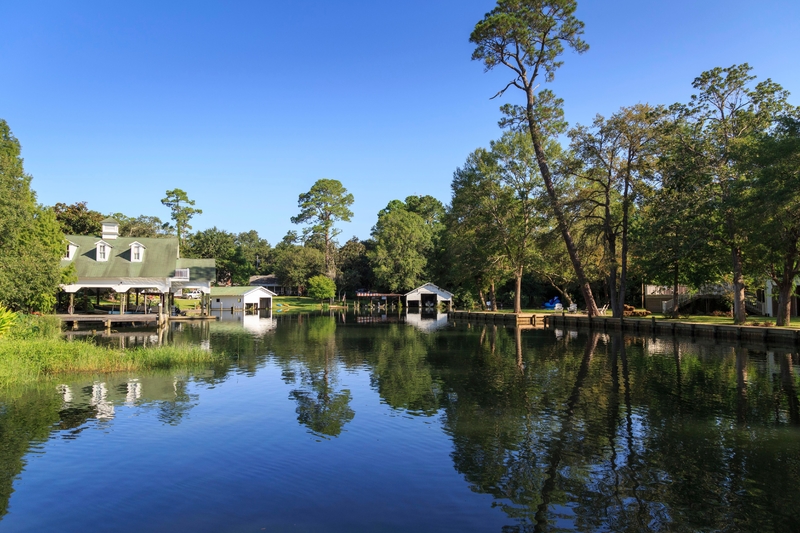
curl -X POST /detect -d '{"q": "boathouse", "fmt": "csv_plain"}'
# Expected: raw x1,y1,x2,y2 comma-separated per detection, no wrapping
404,283,453,311
210,286,275,313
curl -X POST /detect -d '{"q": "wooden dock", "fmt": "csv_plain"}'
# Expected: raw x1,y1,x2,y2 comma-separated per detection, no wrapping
59,313,219,330
448,310,546,327
60,313,162,329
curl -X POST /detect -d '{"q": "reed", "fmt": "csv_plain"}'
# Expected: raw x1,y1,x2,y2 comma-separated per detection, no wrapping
0,338,224,387
0,315,225,387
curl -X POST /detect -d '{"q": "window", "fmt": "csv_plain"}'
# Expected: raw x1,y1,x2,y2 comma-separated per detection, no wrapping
65,245,71,259
133,246,141,261
99,245,106,260
174,268,190,280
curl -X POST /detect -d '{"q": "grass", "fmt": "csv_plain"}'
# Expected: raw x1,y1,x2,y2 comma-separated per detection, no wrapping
273,296,329,311
0,314,225,387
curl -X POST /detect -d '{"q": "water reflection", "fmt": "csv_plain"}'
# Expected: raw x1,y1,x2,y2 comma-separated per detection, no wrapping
0,372,199,519
440,327,800,532
2,317,800,531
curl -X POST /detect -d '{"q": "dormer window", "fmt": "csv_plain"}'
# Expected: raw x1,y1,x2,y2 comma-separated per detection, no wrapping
129,241,146,263
63,240,78,260
95,240,112,262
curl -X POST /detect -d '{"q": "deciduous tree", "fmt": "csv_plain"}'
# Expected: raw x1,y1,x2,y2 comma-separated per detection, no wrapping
53,202,104,235
743,117,800,325
307,275,336,305
369,208,432,293
670,64,792,323
0,120,65,312
568,104,664,317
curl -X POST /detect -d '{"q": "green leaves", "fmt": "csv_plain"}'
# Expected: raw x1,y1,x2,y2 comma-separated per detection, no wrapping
307,275,336,302
161,188,202,250
0,306,17,339
291,179,354,277
369,208,432,293
0,120,64,312
471,0,587,91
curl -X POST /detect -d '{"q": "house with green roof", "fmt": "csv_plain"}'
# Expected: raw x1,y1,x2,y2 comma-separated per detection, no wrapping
210,286,275,312
60,218,215,313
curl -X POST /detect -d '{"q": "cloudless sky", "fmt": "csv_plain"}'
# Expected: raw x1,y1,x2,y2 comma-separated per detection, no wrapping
2,0,798,245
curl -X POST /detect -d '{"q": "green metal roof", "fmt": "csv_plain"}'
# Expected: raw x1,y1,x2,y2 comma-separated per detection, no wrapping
62,236,181,278
211,286,271,296
100,217,119,224
177,258,216,282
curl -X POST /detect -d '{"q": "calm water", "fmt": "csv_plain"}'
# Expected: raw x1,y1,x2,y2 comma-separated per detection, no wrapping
2,312,800,532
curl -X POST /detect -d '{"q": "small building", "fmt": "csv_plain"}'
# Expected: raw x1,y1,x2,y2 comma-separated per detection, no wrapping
210,286,275,313
404,283,453,311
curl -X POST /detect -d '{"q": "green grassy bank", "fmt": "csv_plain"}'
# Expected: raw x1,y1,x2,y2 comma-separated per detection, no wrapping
273,296,334,311
0,314,225,388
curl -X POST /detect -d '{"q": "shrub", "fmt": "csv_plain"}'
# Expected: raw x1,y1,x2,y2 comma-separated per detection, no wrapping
6,313,62,340
0,306,18,338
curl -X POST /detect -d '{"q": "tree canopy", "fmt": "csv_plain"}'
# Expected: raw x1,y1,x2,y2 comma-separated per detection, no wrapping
291,179,354,279
161,188,202,252
0,120,65,312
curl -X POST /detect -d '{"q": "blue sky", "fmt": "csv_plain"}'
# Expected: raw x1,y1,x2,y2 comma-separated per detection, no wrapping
2,0,798,245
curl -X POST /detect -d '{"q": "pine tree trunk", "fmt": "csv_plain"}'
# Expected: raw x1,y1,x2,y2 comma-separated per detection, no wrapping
514,269,523,314
525,106,599,316
619,174,631,317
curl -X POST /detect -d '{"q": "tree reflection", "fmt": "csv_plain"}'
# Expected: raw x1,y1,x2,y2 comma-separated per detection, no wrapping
270,315,355,438
0,373,199,519
441,328,800,532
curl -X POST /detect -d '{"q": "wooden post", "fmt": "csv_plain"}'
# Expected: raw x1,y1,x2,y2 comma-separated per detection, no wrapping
69,293,75,315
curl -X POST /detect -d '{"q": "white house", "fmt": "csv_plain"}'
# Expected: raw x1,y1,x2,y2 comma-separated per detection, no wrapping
210,286,275,313
763,279,800,318
404,283,454,311
60,218,215,314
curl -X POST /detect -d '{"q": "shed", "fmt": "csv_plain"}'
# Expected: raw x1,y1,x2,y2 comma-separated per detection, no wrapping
404,283,453,311
210,286,275,312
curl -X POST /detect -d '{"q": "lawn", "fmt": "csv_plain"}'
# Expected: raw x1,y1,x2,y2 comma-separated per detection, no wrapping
273,296,338,312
